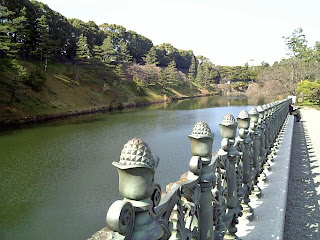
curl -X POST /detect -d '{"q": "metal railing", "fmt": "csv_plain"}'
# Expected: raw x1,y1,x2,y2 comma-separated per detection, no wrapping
105,99,291,240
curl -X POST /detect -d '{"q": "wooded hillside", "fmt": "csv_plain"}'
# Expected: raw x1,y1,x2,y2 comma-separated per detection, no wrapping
1,0,320,124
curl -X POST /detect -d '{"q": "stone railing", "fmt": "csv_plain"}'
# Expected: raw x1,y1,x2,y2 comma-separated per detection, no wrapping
102,99,291,240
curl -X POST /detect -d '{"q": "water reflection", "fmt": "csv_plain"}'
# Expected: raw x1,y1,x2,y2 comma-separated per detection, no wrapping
137,95,270,111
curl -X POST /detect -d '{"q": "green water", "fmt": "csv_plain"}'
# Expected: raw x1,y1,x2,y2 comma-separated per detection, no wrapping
0,96,268,240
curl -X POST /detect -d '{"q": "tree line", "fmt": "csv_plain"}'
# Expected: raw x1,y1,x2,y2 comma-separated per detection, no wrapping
256,28,320,105
1,0,259,97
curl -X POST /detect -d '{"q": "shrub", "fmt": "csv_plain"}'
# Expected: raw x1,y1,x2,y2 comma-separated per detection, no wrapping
25,67,47,91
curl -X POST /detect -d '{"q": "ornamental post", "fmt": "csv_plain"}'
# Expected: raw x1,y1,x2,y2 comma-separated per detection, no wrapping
262,104,272,170
106,138,167,240
219,114,239,239
189,121,215,240
264,104,271,155
237,110,253,219
257,106,267,180
249,108,261,198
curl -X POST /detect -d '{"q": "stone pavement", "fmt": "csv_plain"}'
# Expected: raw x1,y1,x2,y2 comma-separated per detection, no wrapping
283,108,320,239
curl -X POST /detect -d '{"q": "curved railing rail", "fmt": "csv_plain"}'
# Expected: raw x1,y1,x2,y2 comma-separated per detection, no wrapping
104,98,291,240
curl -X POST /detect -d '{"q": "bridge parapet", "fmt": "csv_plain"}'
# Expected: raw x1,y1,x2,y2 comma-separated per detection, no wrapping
101,99,291,240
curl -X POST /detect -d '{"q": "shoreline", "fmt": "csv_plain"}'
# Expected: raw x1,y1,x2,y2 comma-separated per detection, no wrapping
0,93,218,128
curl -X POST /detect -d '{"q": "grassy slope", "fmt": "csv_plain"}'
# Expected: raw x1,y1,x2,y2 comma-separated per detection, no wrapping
0,61,215,123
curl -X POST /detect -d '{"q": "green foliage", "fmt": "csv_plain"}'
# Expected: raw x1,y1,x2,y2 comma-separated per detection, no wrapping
284,28,308,59
35,14,56,70
68,18,103,57
231,82,248,92
115,63,126,81
96,36,116,64
0,4,29,58
195,57,220,87
0,0,208,74
25,66,46,91
126,30,153,63
117,40,132,64
143,46,159,65
166,60,178,85
257,28,320,95
99,23,152,64
0,0,221,105
218,65,256,83
0,5,14,55
132,77,147,96
314,41,320,62
0,58,27,104
154,44,195,70
155,43,178,67
296,79,320,105
144,65,157,86
260,61,270,68
75,34,92,62
11,59,27,78
188,55,196,81
176,49,193,69
158,60,178,93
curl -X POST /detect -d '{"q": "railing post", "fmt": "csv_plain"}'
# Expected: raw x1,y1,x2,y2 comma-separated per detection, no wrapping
264,103,273,163
215,156,227,238
257,106,267,180
269,103,276,149
219,114,239,239
249,108,261,198
106,138,167,240
274,102,280,141
271,103,276,136
189,121,215,240
237,110,253,219
272,102,279,148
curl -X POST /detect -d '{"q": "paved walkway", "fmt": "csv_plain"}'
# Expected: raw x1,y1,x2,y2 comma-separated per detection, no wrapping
283,108,320,239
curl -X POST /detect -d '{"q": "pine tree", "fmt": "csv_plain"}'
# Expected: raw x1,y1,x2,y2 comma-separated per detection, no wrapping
143,46,158,65
15,7,30,61
196,63,204,85
101,36,116,64
8,59,27,104
158,69,168,94
35,14,55,71
75,34,92,63
188,55,196,81
116,63,126,82
159,60,178,93
142,46,158,85
203,65,210,87
0,5,27,59
36,15,48,62
92,42,115,91
0,6,15,58
93,45,103,62
167,60,178,85
117,40,132,64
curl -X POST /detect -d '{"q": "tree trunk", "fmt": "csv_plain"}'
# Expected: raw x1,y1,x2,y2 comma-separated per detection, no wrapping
44,58,48,72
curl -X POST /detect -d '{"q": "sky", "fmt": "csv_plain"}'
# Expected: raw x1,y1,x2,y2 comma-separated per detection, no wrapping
36,0,320,66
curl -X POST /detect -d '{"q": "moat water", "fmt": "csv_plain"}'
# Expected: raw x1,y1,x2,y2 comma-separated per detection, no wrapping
0,96,269,240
